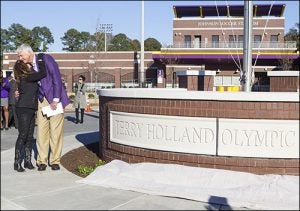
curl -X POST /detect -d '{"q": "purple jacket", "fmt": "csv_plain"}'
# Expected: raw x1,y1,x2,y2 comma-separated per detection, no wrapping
36,54,70,108
1,77,10,98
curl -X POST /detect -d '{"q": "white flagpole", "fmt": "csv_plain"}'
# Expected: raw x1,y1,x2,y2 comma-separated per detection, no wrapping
242,0,253,92
140,0,145,87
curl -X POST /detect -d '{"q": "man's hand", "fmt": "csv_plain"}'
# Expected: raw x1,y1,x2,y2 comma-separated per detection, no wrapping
50,101,58,110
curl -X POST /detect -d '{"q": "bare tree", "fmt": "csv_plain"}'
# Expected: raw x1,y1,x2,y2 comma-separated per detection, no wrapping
159,48,180,88
278,49,294,71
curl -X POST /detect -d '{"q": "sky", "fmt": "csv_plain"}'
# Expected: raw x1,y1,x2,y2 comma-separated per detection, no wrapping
1,0,299,52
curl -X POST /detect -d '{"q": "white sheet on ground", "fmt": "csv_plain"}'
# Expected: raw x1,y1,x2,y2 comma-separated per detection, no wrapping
76,160,299,210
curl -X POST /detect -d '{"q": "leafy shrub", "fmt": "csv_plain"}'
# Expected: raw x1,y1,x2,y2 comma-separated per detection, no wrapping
88,93,95,99
68,94,75,101
77,165,94,176
76,159,106,177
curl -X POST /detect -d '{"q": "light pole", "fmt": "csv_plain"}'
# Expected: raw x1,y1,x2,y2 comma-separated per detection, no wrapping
88,55,95,84
140,1,145,87
97,23,113,52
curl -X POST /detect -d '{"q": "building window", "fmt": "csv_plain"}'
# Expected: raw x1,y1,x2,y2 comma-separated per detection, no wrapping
184,35,191,48
238,35,243,48
254,35,262,48
212,35,219,48
214,76,240,86
229,35,237,48
270,35,278,48
194,35,201,48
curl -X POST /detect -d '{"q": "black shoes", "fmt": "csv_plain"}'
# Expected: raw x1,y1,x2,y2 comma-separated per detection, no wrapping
37,164,60,171
37,164,47,171
14,163,25,172
51,164,60,170
24,161,35,170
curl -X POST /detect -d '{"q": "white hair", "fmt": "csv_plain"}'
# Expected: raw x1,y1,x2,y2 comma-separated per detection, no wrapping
16,44,34,54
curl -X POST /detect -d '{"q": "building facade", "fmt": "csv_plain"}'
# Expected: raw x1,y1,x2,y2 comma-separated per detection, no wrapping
2,51,158,92
2,3,299,92
152,3,299,91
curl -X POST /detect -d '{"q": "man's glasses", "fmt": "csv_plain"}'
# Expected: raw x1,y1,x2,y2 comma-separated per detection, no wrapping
79,78,83,81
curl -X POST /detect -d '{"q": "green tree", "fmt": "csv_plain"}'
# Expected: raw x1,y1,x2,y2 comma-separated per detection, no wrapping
31,26,54,52
285,23,299,51
131,39,141,51
93,31,105,51
1,28,14,53
61,28,82,51
7,23,33,49
1,24,54,52
80,31,93,51
144,38,162,51
109,33,132,51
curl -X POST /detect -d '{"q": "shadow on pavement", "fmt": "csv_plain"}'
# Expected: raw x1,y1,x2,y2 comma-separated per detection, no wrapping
84,112,99,119
75,131,99,145
64,112,99,123
65,116,77,123
75,131,100,156
205,195,232,210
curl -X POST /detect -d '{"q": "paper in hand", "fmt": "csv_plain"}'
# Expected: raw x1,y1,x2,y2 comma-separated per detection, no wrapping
42,102,64,117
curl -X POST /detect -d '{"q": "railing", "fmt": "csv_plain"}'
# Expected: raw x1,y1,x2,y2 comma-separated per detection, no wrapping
121,78,156,88
82,82,115,92
170,41,297,49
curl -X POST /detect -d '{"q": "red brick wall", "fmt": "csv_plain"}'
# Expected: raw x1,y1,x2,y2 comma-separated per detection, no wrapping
99,97,299,175
179,75,225,91
270,76,299,92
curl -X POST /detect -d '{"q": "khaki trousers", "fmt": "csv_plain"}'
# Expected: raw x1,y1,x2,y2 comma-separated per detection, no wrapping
36,98,64,165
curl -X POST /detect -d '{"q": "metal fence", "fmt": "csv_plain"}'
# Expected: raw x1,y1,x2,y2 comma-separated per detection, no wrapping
121,78,156,88
171,41,297,49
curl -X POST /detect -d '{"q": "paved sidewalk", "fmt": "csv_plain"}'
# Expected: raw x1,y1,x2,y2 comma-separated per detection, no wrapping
1,117,250,210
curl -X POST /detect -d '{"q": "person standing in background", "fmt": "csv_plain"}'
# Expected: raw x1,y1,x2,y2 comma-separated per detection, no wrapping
16,44,69,171
73,75,87,124
8,73,19,129
1,70,10,130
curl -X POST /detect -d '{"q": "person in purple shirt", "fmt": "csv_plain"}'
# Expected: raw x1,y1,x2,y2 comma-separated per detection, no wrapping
1,71,10,130
16,44,70,171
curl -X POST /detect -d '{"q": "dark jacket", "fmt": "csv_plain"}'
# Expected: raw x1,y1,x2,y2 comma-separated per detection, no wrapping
8,78,17,105
16,65,47,110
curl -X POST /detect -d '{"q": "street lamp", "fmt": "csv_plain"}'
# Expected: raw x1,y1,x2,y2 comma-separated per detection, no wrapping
97,23,113,52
